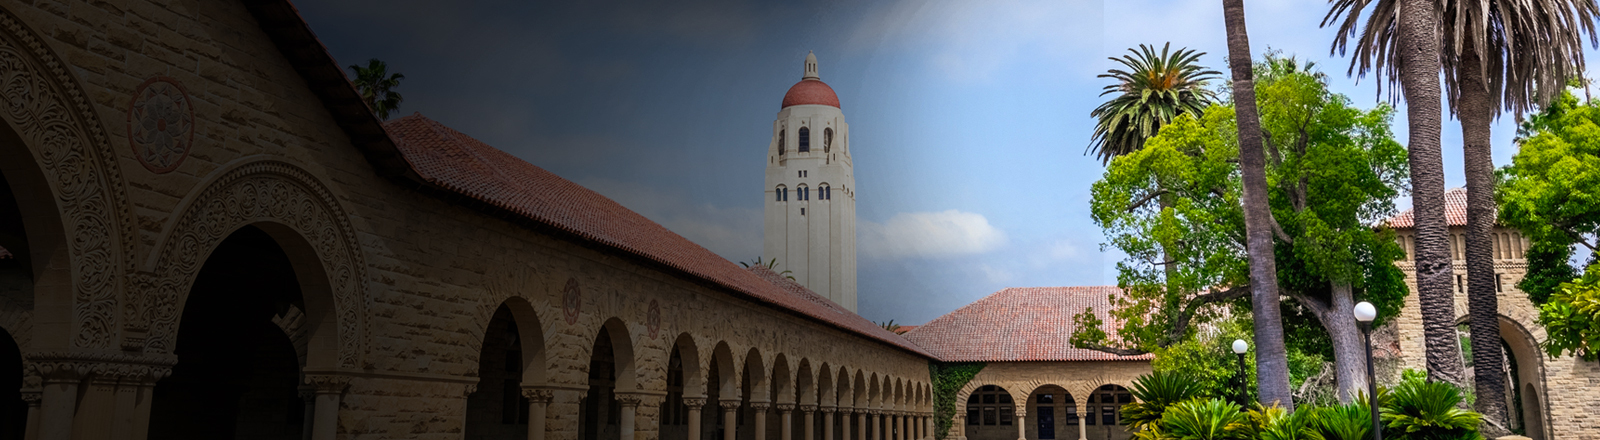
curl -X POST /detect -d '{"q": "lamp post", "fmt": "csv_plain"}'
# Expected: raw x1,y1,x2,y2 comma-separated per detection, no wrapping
1230,339,1249,406
1354,301,1380,440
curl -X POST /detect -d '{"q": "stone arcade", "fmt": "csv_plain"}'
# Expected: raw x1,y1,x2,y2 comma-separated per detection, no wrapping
0,1,1593,440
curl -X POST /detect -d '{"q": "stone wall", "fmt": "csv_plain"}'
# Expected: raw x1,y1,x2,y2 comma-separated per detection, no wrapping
0,1,937,439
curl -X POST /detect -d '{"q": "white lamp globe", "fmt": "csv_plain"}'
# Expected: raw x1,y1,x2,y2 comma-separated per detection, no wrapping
1354,301,1378,322
1232,339,1249,354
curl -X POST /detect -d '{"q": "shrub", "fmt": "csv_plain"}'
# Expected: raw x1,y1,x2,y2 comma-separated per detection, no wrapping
1123,371,1209,432
1381,375,1481,440
1158,398,1251,440
1244,405,1320,440
1312,403,1372,440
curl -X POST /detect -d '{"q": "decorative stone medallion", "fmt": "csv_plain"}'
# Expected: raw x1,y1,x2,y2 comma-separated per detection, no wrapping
127,77,194,174
647,300,661,339
562,277,582,324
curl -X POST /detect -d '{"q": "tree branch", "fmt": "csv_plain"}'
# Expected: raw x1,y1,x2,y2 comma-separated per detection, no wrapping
1271,214,1294,244
1166,284,1252,345
1126,190,1170,213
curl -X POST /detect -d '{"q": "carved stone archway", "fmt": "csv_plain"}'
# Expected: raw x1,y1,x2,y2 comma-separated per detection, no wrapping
0,5,135,351
137,160,367,369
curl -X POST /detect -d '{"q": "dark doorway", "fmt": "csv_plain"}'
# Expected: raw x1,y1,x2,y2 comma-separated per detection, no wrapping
466,304,530,439
580,332,618,440
147,226,306,440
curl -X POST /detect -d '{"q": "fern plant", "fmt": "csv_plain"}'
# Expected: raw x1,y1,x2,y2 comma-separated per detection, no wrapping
1123,371,1209,432
1158,398,1250,440
1311,403,1371,440
1381,376,1481,440
1244,405,1321,440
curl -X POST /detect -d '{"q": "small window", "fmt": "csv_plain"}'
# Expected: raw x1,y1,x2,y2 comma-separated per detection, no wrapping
999,406,1013,426
1065,405,1078,425
799,127,810,152
982,407,996,425
801,208,805,215
776,186,785,202
1496,274,1503,292
824,127,833,153
1456,275,1463,293
1038,394,1053,404
778,130,786,155
966,408,979,425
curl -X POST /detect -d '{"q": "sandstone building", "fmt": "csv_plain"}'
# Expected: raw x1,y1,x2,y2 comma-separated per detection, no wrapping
0,1,1592,440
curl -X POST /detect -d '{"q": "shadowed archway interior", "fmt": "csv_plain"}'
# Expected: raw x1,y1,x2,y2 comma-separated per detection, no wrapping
1,327,21,440
147,226,306,440
466,304,531,439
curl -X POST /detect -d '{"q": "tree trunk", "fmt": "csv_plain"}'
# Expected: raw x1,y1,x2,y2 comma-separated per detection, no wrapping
1220,0,1294,410
1395,0,1467,386
1457,47,1510,434
1323,282,1370,404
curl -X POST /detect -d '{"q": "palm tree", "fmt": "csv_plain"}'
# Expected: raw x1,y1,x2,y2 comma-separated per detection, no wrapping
1088,43,1221,164
1324,0,1466,394
1220,0,1294,410
348,58,405,120
1326,0,1600,430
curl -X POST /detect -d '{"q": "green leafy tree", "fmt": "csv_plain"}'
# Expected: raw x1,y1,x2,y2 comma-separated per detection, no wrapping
1074,55,1409,404
1089,43,1222,164
348,58,405,120
1501,88,1600,304
1537,264,1600,360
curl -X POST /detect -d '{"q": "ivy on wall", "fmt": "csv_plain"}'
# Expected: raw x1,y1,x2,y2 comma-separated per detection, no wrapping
930,362,985,440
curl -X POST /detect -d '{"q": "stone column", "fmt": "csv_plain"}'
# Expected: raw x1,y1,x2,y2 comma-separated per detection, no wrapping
799,405,816,440
299,386,316,440
619,394,643,440
820,407,836,440
1014,408,1025,440
1076,412,1087,440
21,391,40,440
307,374,352,440
684,397,707,440
777,404,796,440
951,413,966,440
35,367,78,440
751,402,771,440
855,410,865,440
923,413,931,440
899,413,907,440
524,389,555,440
721,400,741,440
872,411,883,440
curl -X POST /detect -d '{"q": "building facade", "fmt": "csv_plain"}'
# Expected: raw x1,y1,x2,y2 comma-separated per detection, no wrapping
763,52,857,312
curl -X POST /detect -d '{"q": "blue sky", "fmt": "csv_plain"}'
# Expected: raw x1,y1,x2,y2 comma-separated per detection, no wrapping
298,0,1573,325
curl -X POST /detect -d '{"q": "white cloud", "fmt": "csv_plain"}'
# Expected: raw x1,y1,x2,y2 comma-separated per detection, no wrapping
859,210,1008,259
580,178,763,262
1047,240,1081,261
978,264,1014,283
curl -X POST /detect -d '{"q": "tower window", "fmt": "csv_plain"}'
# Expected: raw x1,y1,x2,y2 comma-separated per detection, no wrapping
824,127,833,153
1456,275,1463,293
819,185,830,200
1496,274,1503,292
778,130,786,155
798,127,810,152
776,186,787,202
801,208,805,215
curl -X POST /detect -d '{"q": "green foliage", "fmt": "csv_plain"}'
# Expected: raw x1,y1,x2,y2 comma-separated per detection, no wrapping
1312,403,1372,440
1123,371,1210,432
930,363,984,440
879,320,907,335
1149,316,1326,404
1074,53,1409,355
347,59,404,120
1501,87,1600,302
1381,374,1482,440
1090,43,1222,164
1244,405,1321,440
1537,264,1600,360
1156,398,1251,440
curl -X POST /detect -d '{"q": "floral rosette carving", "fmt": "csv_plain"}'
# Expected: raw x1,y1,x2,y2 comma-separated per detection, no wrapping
127,77,193,174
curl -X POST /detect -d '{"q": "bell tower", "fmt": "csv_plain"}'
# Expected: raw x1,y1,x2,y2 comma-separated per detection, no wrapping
764,52,857,311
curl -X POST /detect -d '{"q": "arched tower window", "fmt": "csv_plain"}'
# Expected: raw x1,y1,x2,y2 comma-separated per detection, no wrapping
797,184,808,201
798,127,810,152
823,128,833,153
819,183,830,200
778,130,786,155
776,185,787,202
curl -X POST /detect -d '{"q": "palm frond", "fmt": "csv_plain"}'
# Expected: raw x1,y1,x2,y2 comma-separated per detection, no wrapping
1089,43,1223,164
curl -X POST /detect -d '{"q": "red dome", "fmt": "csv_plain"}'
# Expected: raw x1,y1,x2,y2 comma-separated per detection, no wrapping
781,79,840,109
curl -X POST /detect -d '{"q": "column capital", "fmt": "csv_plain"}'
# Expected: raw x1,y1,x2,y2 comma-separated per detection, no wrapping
683,396,708,409
819,406,837,414
617,394,644,408
776,403,796,413
19,391,40,406
24,351,176,384
750,401,772,412
798,404,817,413
306,373,353,395
522,388,556,403
719,400,743,411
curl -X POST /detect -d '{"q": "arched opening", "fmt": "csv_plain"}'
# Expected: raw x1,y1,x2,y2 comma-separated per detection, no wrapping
148,226,307,440
823,128,833,153
779,130,786,156
739,349,767,440
1457,315,1550,439
1083,385,1131,440
466,299,548,440
1025,386,1075,440
709,343,739,440
1,327,22,440
581,319,636,440
963,385,1014,440
768,354,790,440
794,360,814,440
663,335,702,440
798,128,810,152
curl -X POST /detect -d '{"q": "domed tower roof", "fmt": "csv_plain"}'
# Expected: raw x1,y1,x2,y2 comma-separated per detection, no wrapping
781,51,840,109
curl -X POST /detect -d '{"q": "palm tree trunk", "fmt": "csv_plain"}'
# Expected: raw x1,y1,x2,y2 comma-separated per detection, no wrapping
1457,47,1510,434
1220,0,1294,410
1395,0,1467,387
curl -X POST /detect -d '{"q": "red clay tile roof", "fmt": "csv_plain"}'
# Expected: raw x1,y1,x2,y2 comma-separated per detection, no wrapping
1387,188,1470,229
384,114,929,358
903,286,1154,362
781,80,841,108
